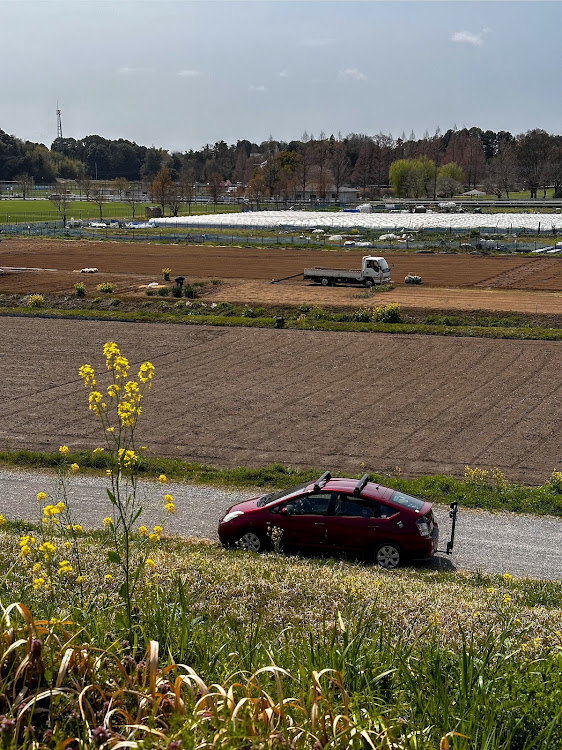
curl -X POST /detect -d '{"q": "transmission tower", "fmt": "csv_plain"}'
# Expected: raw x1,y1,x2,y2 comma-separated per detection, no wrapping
56,103,63,139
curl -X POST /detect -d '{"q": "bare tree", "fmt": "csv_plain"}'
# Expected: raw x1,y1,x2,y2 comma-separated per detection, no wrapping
178,168,196,214
350,141,373,198
112,177,128,201
91,185,105,220
330,141,351,202
50,191,70,228
247,171,267,210
151,167,174,215
208,172,223,209
77,177,93,201
517,129,552,199
16,173,34,200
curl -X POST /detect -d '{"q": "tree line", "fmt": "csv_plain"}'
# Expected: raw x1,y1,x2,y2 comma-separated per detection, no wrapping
1,125,562,201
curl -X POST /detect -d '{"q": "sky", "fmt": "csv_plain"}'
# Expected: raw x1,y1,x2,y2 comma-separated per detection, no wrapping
1,0,561,152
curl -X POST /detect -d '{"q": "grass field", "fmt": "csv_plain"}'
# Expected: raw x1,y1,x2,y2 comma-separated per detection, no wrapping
0,199,242,224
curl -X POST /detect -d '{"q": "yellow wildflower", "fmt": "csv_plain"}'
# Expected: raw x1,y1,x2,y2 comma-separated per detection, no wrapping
33,578,46,590
164,493,174,503
76,575,85,583
93,447,104,454
145,558,155,569
158,474,168,484
106,426,115,433
88,391,103,413
71,463,80,473
428,612,441,626
153,525,163,534
36,492,47,502
103,517,113,527
107,384,120,398
106,469,112,477
165,503,175,514
0,514,4,527
502,573,513,581
138,361,155,383
32,563,41,573
503,594,512,604
59,445,69,455
149,533,158,542
486,587,495,594
20,545,31,557
139,525,148,536
58,560,73,576
72,524,83,533
140,446,147,452
79,363,97,388
104,574,113,581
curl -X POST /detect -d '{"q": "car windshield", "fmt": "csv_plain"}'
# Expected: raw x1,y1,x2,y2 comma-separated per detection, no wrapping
378,259,389,271
390,491,425,512
256,483,310,507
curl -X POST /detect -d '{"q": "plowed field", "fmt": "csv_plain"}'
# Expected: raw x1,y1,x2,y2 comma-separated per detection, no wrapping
1,317,560,484
0,238,560,304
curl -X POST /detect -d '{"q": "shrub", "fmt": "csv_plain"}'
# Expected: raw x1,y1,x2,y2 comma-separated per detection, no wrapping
158,287,170,297
547,470,562,495
374,303,401,323
109,298,121,307
242,306,257,318
25,294,45,308
171,285,183,298
145,288,157,296
74,282,86,297
97,282,115,294
184,284,196,298
353,307,372,323
162,267,171,281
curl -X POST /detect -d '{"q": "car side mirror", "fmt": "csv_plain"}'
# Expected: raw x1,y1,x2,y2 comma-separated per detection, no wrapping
280,507,288,516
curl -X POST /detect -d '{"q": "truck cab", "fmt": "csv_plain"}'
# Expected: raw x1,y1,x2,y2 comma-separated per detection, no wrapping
362,256,390,284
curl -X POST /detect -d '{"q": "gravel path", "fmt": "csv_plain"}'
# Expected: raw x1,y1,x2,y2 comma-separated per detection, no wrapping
1,469,561,580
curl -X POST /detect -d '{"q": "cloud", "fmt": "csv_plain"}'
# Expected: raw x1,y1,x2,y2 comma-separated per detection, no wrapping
451,30,485,47
279,69,289,78
118,66,151,75
301,38,333,47
177,69,202,78
338,68,367,82
249,84,267,93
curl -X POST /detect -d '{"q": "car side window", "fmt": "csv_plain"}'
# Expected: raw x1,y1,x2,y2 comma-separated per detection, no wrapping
283,493,332,516
374,502,397,519
334,495,374,518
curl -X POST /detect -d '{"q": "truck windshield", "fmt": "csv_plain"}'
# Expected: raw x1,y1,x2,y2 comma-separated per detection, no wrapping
378,259,389,271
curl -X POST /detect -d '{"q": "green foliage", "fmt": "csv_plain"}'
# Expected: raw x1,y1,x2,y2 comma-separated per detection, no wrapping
158,286,170,296
96,282,115,293
389,156,435,198
24,294,44,308
74,282,86,297
171,285,183,297
373,302,402,323
162,267,171,281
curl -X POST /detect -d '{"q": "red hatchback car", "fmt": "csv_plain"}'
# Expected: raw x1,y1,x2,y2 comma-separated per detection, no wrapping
218,472,438,568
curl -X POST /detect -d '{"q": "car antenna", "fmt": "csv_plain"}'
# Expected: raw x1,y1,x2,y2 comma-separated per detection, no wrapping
313,471,331,492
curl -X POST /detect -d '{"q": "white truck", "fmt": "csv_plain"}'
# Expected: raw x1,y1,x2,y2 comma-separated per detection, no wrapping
304,256,391,288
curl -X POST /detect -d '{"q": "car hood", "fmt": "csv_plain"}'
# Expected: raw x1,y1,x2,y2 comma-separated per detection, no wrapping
224,497,261,515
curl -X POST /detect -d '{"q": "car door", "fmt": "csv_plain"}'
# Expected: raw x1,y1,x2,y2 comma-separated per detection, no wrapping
269,491,334,549
325,494,400,552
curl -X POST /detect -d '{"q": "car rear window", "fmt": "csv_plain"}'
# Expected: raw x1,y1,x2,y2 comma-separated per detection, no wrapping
256,483,310,507
389,491,425,512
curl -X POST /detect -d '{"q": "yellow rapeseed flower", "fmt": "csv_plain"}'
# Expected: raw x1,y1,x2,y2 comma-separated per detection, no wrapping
503,594,512,604
145,558,155,569
107,384,120,398
0,514,4,527
165,503,175,514
76,575,85,583
139,525,148,536
104,574,113,581
79,363,96,388
93,447,105,454
106,426,115,433
36,491,47,502
59,445,69,455
106,469,112,477
33,577,46,590
158,474,168,484
32,563,41,573
71,463,80,473
502,573,513,581
138,361,155,383
103,517,113,527
153,525,163,534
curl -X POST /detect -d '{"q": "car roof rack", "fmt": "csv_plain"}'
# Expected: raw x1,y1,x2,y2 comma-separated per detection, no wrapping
313,471,332,492
353,473,370,497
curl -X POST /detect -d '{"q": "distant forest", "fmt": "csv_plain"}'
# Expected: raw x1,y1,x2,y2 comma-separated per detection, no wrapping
1,126,561,200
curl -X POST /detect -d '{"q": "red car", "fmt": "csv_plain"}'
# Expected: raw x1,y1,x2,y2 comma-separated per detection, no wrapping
218,472,438,569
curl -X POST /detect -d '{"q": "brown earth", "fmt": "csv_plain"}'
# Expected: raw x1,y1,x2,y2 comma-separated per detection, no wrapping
0,239,560,310
0,317,560,484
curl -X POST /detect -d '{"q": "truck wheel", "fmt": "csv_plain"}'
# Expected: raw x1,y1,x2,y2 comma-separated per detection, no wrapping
321,277,330,286
364,279,374,288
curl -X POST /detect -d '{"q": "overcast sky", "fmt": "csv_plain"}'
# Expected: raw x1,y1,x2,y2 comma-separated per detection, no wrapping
2,0,561,152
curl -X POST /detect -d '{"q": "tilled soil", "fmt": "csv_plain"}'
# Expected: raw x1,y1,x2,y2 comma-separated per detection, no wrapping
1,317,560,485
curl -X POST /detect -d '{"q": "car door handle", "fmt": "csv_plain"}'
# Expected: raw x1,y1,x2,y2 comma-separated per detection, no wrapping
314,522,325,526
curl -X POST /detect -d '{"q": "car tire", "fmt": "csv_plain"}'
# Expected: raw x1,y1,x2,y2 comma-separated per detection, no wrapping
374,543,401,569
321,277,330,286
236,531,265,552
365,279,374,288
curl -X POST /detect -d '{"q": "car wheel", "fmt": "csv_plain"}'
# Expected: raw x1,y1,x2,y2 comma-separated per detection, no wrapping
365,279,374,288
374,543,401,569
236,531,264,552
321,277,330,286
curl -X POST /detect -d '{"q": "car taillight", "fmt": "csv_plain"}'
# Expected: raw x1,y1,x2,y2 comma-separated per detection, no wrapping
416,518,430,537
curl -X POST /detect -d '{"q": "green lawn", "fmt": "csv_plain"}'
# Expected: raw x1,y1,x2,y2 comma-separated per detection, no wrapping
0,199,242,224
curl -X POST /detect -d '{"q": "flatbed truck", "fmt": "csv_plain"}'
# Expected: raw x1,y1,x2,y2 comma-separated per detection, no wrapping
304,256,391,287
